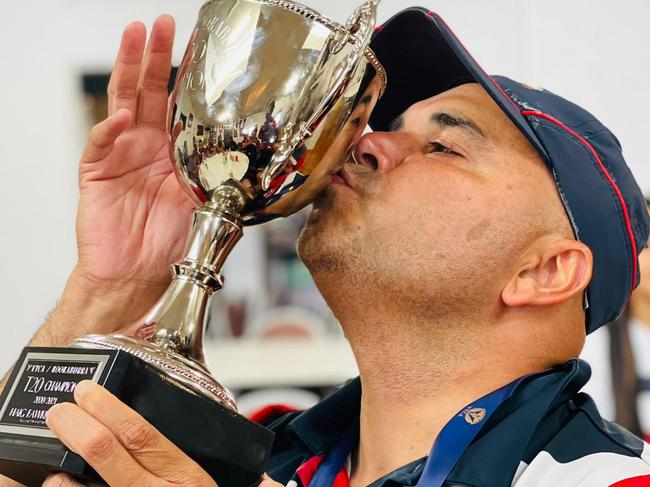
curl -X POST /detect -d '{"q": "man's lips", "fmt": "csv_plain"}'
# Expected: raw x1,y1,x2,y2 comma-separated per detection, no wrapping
330,164,359,191
331,173,346,185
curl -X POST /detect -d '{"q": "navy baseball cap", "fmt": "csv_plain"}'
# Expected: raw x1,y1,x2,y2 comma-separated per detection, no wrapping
369,7,650,333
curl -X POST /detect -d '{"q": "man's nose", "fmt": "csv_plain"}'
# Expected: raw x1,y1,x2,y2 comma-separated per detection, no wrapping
351,131,417,173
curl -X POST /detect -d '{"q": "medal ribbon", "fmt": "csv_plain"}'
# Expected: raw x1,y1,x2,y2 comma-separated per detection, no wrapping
415,378,524,487
293,378,523,487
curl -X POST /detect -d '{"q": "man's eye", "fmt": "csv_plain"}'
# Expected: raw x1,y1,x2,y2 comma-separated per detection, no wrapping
427,141,459,156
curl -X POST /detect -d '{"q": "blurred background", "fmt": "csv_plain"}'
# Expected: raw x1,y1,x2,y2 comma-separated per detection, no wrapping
1,0,650,420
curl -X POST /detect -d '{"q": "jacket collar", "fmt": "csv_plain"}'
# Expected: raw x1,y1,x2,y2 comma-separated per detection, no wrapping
447,359,590,486
284,360,591,485
287,377,362,456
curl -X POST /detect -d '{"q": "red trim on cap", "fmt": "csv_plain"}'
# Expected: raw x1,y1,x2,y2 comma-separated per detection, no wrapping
426,11,521,111
609,475,650,487
521,110,638,298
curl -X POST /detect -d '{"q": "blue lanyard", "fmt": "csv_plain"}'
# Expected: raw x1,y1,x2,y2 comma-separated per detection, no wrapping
415,378,524,487
307,423,357,487
305,378,522,487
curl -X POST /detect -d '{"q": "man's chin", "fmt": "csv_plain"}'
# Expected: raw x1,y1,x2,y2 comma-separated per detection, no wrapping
313,185,335,209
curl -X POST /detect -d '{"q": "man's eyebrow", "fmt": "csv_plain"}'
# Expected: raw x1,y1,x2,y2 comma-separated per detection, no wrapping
431,112,486,138
389,114,403,132
388,111,486,140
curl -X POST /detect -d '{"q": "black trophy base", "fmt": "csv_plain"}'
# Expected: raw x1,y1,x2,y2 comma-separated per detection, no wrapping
0,347,274,487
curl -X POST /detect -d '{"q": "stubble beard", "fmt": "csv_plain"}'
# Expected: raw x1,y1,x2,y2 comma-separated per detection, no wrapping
298,187,357,276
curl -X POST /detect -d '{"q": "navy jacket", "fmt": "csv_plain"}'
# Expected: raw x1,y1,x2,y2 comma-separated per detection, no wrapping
264,360,650,486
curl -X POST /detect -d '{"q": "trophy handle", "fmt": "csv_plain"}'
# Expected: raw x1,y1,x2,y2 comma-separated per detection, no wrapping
334,0,380,53
260,0,381,190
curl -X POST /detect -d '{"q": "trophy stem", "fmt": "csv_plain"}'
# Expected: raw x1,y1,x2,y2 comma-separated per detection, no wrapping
135,188,245,362
73,187,246,408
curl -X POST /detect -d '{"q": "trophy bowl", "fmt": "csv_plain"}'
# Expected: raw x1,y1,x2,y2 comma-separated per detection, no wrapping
0,1,385,486
170,0,386,222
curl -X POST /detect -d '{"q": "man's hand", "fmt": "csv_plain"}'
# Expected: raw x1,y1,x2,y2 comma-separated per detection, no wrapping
19,15,195,353
41,382,282,487
43,381,216,487
73,14,193,324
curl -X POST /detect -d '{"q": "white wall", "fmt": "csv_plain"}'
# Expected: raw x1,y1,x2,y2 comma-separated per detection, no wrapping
1,0,649,373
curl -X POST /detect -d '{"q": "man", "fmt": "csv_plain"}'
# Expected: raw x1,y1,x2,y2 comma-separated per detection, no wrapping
2,7,650,487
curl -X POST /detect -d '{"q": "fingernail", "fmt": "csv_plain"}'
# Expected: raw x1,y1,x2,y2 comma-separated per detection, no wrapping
73,380,94,402
42,473,59,487
45,403,64,427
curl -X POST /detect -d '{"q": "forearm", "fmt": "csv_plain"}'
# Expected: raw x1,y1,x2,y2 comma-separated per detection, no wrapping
0,267,169,393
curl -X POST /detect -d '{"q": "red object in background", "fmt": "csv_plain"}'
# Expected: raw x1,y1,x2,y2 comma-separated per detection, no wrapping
610,475,650,487
249,404,298,424
227,299,247,337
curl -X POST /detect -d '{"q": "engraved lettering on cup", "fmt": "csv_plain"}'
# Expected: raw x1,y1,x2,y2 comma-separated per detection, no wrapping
206,17,231,40
183,71,206,92
190,71,205,92
192,39,207,64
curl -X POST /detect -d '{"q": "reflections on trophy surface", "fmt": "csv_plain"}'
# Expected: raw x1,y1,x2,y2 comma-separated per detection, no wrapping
169,0,386,224
75,0,385,408
171,66,382,222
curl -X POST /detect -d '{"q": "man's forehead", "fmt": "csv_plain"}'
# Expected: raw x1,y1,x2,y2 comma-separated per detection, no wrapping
389,82,545,168
396,83,499,131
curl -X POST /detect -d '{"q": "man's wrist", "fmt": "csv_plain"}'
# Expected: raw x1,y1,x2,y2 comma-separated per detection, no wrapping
30,267,169,347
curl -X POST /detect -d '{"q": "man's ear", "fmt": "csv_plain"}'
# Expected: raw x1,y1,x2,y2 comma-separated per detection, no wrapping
502,236,593,307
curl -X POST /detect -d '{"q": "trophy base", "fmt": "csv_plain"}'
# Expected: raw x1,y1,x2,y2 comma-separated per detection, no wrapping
73,334,238,411
0,347,274,487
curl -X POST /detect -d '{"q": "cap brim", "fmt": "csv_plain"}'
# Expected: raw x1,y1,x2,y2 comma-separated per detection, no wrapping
369,7,550,162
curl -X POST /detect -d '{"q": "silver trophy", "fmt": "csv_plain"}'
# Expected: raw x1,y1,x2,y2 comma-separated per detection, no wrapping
76,0,385,412
26,0,386,485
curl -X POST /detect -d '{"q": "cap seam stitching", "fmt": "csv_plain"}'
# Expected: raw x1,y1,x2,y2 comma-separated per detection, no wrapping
526,116,633,319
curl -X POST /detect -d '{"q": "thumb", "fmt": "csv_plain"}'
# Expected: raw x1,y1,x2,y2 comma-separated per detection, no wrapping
259,474,284,487
81,108,133,165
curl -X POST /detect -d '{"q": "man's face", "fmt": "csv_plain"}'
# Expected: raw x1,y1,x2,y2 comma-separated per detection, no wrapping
298,83,571,317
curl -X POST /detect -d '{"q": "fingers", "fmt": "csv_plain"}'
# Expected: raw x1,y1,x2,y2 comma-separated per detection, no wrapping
80,109,132,164
107,22,146,117
137,15,175,129
71,381,214,485
46,402,153,487
42,473,88,487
